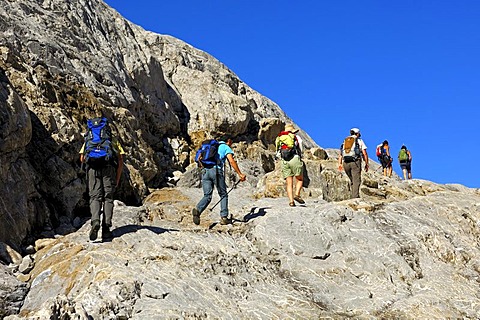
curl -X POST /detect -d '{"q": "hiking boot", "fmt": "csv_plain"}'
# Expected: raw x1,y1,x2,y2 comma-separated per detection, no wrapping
102,226,113,240
294,196,305,204
192,208,201,225
220,217,232,225
89,220,100,241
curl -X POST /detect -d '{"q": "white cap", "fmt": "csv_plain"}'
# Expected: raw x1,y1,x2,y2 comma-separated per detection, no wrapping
351,128,360,134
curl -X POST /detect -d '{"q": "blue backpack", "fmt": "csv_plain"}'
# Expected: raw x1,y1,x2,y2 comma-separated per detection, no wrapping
84,117,115,167
195,139,220,168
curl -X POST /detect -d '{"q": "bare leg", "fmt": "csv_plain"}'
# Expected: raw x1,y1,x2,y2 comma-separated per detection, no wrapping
286,176,294,203
295,175,303,197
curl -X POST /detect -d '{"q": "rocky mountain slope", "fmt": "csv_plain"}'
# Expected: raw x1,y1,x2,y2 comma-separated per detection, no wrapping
3,179,480,319
1,0,480,319
0,0,316,249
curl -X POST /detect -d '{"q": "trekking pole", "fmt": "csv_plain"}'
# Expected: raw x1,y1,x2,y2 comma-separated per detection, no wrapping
209,179,241,211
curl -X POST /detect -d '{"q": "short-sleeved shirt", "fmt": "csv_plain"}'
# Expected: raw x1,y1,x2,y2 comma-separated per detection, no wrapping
341,135,367,162
216,141,233,167
79,139,125,155
357,137,367,151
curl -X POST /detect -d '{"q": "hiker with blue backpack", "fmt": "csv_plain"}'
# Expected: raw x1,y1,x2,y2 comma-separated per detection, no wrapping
376,140,393,177
398,145,412,180
338,128,369,199
275,124,305,207
79,115,124,241
192,136,246,226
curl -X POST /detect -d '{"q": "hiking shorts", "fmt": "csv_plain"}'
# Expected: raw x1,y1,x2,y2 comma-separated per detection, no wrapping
379,156,392,168
400,160,411,171
281,155,303,178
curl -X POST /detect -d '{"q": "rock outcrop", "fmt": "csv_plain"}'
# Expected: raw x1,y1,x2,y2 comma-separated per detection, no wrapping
0,0,316,250
4,180,480,319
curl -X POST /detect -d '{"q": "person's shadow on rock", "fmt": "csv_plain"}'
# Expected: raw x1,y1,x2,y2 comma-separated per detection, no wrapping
242,207,270,222
102,225,178,242
302,162,311,188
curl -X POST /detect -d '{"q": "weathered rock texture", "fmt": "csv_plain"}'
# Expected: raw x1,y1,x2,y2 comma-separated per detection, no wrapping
0,0,316,250
4,180,480,319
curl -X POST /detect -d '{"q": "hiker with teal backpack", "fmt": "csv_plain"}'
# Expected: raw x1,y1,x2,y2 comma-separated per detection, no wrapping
275,124,305,207
192,135,246,226
376,140,393,177
79,114,125,241
398,145,412,180
338,128,369,199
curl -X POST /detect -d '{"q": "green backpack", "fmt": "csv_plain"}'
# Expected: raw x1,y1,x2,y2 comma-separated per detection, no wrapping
398,149,409,162
276,131,297,161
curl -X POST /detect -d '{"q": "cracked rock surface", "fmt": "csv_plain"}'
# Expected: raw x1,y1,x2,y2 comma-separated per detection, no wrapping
5,182,480,319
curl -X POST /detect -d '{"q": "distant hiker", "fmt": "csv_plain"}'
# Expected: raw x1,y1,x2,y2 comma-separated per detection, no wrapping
338,128,369,198
79,116,124,241
275,124,305,207
192,136,246,225
376,140,392,177
398,145,412,180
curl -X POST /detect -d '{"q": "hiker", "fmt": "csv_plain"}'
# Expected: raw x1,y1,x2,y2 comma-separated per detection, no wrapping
376,140,392,177
398,145,412,180
192,136,246,225
338,128,369,198
275,124,305,207
79,115,124,241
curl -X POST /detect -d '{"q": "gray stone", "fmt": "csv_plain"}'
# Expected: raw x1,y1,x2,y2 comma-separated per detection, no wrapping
72,217,83,229
0,242,22,266
18,255,34,274
0,264,29,318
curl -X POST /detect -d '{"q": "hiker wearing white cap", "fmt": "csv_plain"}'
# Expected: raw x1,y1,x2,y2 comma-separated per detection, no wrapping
338,128,369,198
275,123,305,207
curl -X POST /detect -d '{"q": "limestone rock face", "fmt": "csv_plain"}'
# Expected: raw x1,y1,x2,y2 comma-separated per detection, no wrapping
5,183,480,319
0,0,316,249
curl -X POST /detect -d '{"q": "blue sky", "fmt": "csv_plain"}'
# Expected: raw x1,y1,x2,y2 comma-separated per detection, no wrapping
104,0,479,188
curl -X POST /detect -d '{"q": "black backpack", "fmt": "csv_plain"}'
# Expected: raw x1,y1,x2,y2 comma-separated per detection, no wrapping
84,117,115,168
194,139,220,168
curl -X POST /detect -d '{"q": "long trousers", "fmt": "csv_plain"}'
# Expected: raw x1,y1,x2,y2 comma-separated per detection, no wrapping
196,167,228,217
88,165,115,226
344,160,362,198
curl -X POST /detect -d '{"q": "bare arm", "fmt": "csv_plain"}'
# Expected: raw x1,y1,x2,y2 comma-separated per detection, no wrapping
226,154,246,181
338,149,343,171
116,154,124,187
362,149,369,171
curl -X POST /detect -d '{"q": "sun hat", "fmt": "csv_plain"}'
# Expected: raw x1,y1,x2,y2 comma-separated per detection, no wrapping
284,124,299,133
